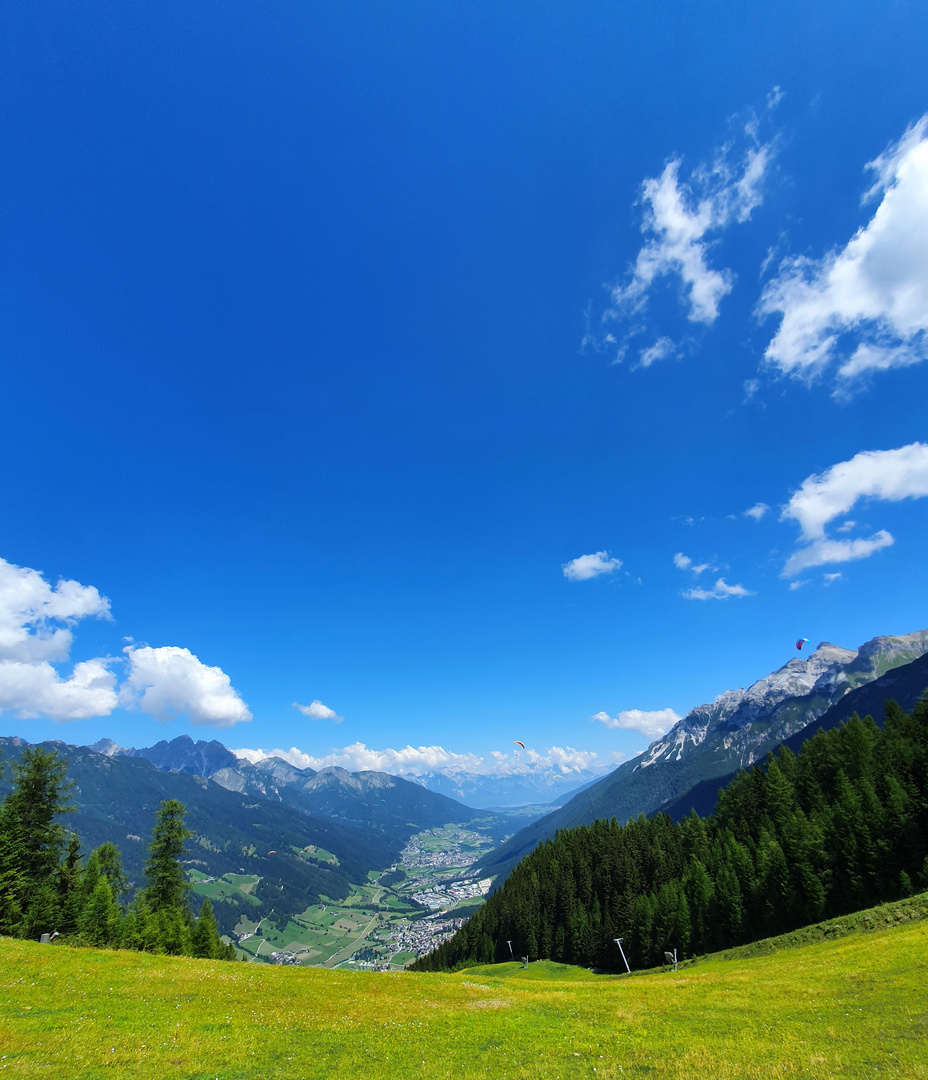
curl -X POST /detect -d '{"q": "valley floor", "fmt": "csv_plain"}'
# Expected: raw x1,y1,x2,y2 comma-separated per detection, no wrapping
192,822,500,970
1,895,926,1078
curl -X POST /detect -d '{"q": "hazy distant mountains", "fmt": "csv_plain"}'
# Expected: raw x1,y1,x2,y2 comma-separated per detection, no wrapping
477,630,928,884
94,734,606,811
395,766,606,809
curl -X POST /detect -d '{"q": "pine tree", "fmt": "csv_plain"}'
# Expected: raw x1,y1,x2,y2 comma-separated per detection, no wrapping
143,800,192,913
3,748,74,898
94,842,129,905
191,898,224,959
0,806,26,936
57,834,84,935
79,878,122,947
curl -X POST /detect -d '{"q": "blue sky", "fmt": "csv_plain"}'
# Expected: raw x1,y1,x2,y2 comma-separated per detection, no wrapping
2,1,927,779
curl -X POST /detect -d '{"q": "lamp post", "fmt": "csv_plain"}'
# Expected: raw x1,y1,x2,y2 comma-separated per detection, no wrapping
614,938,631,974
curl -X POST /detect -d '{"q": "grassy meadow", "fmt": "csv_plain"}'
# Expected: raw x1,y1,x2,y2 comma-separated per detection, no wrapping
1,897,927,1079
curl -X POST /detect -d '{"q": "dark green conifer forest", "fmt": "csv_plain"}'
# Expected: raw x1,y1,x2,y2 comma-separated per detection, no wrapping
412,697,928,972
0,747,234,959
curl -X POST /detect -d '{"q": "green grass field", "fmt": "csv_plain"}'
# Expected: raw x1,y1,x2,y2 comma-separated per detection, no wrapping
1,897,926,1078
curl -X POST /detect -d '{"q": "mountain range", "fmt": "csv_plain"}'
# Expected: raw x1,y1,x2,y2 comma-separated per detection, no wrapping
4,626,926,936
475,630,928,884
93,736,604,811
0,737,515,937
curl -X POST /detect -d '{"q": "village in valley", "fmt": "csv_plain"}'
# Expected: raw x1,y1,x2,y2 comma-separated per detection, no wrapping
190,822,500,970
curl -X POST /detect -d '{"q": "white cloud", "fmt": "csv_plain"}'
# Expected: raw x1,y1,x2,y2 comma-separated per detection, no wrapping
782,531,894,578
0,658,118,721
0,557,117,721
293,699,343,723
760,116,928,392
788,580,807,591
562,551,622,581
607,126,774,329
122,645,252,728
592,708,682,739
682,578,753,600
233,742,607,778
638,336,676,368
744,502,769,521
673,552,709,575
823,572,842,585
783,443,928,539
781,443,928,576
0,556,111,663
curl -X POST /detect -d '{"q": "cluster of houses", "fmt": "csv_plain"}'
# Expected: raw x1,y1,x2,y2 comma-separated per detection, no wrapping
410,877,492,910
385,910,472,962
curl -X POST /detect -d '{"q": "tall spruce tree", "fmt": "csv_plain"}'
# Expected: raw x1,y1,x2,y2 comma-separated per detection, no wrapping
143,799,192,913
0,747,74,938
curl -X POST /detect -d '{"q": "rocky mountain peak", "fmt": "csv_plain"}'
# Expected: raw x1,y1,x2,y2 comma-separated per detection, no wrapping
640,630,927,764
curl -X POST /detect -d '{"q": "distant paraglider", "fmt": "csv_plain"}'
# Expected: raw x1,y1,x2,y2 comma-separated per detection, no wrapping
267,850,277,855
513,741,525,750
796,638,809,651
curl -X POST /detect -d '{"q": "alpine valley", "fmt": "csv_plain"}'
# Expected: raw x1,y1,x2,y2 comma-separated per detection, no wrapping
1,627,926,967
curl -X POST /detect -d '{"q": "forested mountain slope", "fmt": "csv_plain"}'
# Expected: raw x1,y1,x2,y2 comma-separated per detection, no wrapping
414,693,928,972
477,631,928,885
660,651,928,821
0,737,398,934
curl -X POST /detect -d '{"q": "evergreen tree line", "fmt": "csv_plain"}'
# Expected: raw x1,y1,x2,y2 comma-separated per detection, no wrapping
412,697,928,972
0,747,234,959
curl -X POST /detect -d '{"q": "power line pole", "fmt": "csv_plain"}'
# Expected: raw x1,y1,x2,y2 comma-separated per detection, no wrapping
614,937,631,974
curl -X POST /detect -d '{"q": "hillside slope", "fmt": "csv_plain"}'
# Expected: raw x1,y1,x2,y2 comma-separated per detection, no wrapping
2,896,926,1079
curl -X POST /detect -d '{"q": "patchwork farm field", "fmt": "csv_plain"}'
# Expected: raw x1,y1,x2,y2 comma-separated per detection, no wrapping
1,899,926,1079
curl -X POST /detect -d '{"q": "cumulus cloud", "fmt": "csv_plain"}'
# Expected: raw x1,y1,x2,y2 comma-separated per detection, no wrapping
0,557,118,720
0,657,118,722
592,708,682,739
0,556,111,664
233,742,607,778
293,699,343,722
781,442,928,576
744,502,769,521
682,578,754,600
759,116,928,392
122,645,252,728
562,551,622,581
